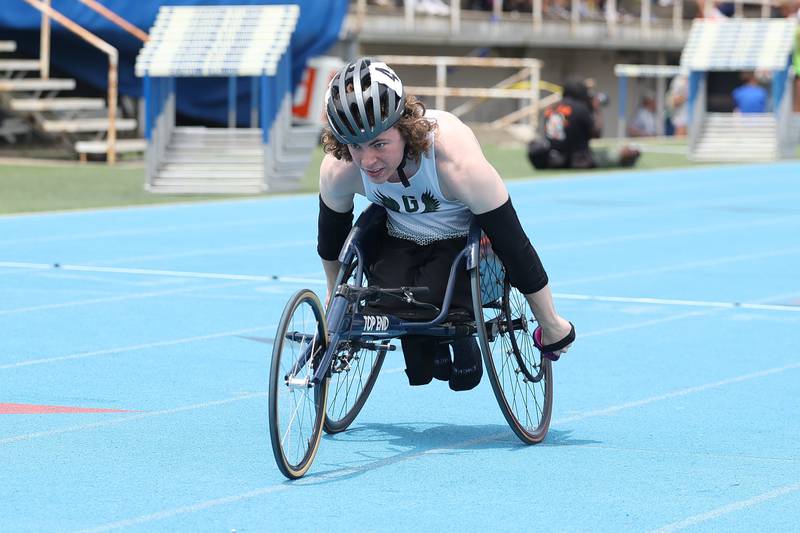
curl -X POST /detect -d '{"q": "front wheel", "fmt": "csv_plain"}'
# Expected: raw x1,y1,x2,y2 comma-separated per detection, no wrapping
268,289,329,479
470,237,553,444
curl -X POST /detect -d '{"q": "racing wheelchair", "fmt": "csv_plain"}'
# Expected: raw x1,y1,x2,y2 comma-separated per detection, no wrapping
268,204,555,479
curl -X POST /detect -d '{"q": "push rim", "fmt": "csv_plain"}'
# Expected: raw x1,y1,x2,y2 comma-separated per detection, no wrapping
471,238,553,444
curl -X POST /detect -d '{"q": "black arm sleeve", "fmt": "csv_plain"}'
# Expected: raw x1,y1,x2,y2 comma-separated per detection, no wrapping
475,197,548,294
317,195,354,261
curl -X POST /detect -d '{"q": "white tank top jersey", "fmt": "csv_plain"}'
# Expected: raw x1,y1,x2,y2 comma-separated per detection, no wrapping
360,117,473,245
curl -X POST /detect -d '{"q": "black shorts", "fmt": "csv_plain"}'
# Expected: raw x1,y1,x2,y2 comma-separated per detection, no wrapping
367,233,472,317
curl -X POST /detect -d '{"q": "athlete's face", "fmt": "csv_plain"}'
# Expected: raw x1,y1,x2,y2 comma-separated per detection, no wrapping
347,127,405,183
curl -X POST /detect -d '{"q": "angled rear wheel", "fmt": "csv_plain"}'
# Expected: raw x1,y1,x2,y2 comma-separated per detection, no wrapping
471,236,553,444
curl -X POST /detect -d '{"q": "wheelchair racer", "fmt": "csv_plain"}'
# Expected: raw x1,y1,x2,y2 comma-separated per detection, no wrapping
317,58,574,391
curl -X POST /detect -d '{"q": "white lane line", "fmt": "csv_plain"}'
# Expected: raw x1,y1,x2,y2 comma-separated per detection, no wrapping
4,262,800,313
0,261,326,286
90,240,314,266
556,245,800,288
539,214,800,252
518,189,800,225
0,325,275,370
73,485,292,533
0,214,314,247
555,293,800,313
0,279,254,316
647,482,800,533
556,362,800,425
67,359,800,531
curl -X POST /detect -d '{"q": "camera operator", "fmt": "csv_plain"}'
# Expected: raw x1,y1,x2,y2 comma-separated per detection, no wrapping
527,77,640,170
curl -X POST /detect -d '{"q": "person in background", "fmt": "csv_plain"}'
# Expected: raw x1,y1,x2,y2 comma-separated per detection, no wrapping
666,73,689,136
527,77,640,170
627,92,658,137
732,71,768,114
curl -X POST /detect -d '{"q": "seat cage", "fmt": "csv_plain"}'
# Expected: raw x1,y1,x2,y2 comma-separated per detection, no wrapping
312,204,486,384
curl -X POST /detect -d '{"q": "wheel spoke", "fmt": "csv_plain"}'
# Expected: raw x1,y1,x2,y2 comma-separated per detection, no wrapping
269,290,328,479
323,259,385,434
473,235,552,444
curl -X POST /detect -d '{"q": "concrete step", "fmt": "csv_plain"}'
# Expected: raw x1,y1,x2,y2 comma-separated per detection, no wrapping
10,97,105,112
703,126,777,139
0,59,40,72
162,158,263,167
0,78,76,92
173,126,261,137
168,141,262,150
75,138,147,154
156,168,264,179
0,41,16,53
166,147,263,157
694,149,777,158
42,118,138,133
162,152,264,165
147,181,264,195
159,162,263,172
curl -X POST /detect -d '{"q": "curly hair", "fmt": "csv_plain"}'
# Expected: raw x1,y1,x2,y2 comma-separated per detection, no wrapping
321,95,436,162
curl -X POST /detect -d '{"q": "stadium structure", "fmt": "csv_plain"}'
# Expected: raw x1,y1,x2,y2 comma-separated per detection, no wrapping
1,0,798,192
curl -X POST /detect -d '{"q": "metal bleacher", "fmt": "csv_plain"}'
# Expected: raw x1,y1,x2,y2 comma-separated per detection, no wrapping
681,18,798,162
135,4,317,194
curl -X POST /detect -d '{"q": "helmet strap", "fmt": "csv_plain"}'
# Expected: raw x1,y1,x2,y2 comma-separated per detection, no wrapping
396,148,411,188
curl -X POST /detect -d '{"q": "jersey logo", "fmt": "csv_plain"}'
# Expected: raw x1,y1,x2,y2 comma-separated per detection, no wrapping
420,190,440,213
374,191,400,212
374,190,441,214
402,195,419,212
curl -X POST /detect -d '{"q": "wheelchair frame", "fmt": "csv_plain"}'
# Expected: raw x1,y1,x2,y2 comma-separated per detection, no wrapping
269,204,553,479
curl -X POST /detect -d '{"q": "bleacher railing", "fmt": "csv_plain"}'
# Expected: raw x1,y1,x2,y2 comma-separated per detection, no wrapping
23,0,121,164
378,55,554,132
23,0,148,164
353,0,788,38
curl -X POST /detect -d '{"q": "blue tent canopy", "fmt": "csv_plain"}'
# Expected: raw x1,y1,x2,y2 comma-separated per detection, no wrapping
0,0,348,124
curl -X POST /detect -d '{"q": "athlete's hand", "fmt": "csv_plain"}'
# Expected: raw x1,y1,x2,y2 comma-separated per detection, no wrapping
539,316,574,357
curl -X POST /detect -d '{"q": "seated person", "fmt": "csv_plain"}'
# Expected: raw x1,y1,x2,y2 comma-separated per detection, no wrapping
732,72,768,114
666,73,689,137
627,92,658,138
318,58,574,392
527,77,640,170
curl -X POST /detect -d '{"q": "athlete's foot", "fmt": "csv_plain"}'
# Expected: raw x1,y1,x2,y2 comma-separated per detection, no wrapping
432,343,452,381
449,336,482,391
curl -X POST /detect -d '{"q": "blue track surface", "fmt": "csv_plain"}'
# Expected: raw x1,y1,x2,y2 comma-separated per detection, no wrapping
1,163,799,532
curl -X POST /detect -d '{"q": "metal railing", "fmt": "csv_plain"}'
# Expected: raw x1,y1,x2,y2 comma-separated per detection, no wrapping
378,55,558,132
24,0,148,164
354,0,785,37
77,0,149,43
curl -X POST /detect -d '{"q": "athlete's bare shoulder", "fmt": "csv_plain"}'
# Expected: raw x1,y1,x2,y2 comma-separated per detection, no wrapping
429,111,508,213
319,154,363,211
427,111,481,163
